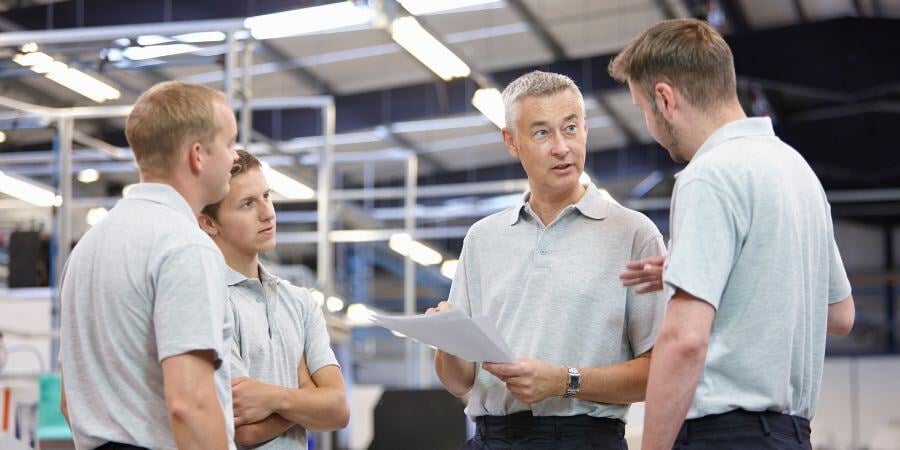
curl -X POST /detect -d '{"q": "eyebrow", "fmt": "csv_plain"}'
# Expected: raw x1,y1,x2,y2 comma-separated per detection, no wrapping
527,114,580,129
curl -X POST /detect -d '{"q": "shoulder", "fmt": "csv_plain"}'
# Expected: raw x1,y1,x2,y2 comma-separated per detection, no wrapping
465,206,518,242
278,280,320,312
604,201,662,241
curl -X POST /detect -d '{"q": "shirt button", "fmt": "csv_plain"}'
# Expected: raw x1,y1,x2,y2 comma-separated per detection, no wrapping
540,249,547,255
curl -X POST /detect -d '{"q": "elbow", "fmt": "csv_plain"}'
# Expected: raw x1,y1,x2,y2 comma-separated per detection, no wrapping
829,315,854,337
659,326,709,364
330,397,351,430
234,427,261,447
444,379,473,398
166,394,214,425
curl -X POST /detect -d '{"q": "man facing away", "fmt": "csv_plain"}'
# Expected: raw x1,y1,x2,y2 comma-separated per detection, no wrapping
199,150,349,449
611,18,855,450
59,81,240,450
430,70,669,449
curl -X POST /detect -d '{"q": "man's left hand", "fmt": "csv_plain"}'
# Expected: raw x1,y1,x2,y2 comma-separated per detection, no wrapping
231,377,279,426
482,358,567,404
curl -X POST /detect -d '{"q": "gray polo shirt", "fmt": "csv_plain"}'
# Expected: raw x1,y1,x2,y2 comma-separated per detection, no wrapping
59,183,235,450
450,183,667,420
662,118,852,420
227,264,339,450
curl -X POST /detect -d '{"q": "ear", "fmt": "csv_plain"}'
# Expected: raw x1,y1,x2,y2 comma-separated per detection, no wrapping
198,213,220,236
187,141,204,175
501,127,519,159
653,82,678,119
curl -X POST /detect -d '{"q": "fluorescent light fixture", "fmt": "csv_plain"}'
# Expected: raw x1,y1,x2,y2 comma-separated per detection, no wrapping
389,233,443,266
440,259,458,279
12,51,53,67
326,296,345,313
346,303,374,326
136,32,226,47
77,168,100,184
86,207,109,226
0,131,6,143
399,0,501,15
260,162,315,200
310,290,325,308
472,88,505,128
390,330,407,338
136,35,171,46
0,171,62,207
13,51,120,103
175,31,227,43
20,42,39,53
46,68,121,103
30,60,68,74
245,1,372,40
391,16,470,81
122,43,200,60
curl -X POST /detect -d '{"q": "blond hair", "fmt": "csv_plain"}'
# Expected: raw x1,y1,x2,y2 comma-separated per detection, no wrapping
125,81,227,177
502,71,585,130
608,18,737,110
200,149,262,220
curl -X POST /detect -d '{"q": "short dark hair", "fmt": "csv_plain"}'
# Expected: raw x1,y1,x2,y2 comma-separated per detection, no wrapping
201,149,262,220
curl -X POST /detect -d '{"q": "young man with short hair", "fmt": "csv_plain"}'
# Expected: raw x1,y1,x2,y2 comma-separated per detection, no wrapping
200,150,349,449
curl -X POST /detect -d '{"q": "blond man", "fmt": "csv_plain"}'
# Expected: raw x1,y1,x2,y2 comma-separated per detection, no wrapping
612,19,854,450
59,81,239,450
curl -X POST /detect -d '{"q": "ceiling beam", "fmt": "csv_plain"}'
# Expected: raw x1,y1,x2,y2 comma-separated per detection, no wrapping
505,0,567,61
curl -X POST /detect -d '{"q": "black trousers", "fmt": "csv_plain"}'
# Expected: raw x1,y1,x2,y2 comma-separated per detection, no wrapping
94,443,149,450
462,411,628,449
673,410,812,450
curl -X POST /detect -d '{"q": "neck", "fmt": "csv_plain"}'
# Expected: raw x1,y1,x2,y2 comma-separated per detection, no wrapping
219,244,260,279
682,102,748,161
528,182,587,226
140,171,206,217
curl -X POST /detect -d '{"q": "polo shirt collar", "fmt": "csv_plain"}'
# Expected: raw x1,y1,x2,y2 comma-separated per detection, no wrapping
693,117,775,163
224,262,281,287
125,183,196,223
507,183,609,225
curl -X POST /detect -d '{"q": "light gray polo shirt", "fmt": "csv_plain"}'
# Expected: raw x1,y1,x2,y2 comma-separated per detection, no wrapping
227,264,339,450
59,183,235,450
662,118,852,420
450,183,668,420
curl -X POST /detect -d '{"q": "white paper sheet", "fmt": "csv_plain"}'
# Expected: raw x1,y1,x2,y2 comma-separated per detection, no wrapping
371,308,515,363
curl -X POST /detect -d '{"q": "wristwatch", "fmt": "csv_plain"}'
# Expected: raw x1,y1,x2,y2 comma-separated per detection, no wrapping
563,366,581,398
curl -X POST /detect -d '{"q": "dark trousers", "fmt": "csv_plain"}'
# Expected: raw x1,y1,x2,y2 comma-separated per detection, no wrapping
462,411,628,449
94,443,149,450
673,410,811,450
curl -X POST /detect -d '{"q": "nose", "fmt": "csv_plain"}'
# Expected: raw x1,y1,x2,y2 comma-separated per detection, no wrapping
549,131,571,158
260,197,276,223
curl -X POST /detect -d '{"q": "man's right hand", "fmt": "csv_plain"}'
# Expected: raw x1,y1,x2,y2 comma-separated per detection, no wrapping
620,255,666,294
426,300,453,314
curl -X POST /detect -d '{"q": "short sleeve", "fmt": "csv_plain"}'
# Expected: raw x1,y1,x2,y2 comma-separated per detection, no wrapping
626,229,669,357
299,290,339,375
227,300,249,377
447,235,473,316
154,245,229,366
826,210,852,303
664,179,742,310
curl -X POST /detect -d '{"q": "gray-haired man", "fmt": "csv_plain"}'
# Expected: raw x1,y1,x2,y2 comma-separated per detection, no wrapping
429,71,668,449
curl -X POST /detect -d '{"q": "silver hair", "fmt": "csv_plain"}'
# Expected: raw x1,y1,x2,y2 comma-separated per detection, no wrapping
501,70,586,130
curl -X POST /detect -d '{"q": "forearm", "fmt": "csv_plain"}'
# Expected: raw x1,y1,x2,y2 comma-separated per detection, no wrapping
434,350,476,397
168,395,229,450
274,385,350,432
641,336,706,450
235,414,294,447
577,352,652,404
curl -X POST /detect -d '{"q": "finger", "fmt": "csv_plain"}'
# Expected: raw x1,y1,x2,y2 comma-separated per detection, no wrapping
234,415,249,427
622,275,661,286
635,282,664,294
619,269,651,280
231,377,248,387
643,264,663,275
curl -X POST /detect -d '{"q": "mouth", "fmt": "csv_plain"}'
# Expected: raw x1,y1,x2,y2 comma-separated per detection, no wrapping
552,163,574,172
258,225,275,235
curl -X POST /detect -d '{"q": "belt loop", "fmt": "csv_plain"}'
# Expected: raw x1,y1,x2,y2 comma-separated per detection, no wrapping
759,415,771,437
789,416,804,444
